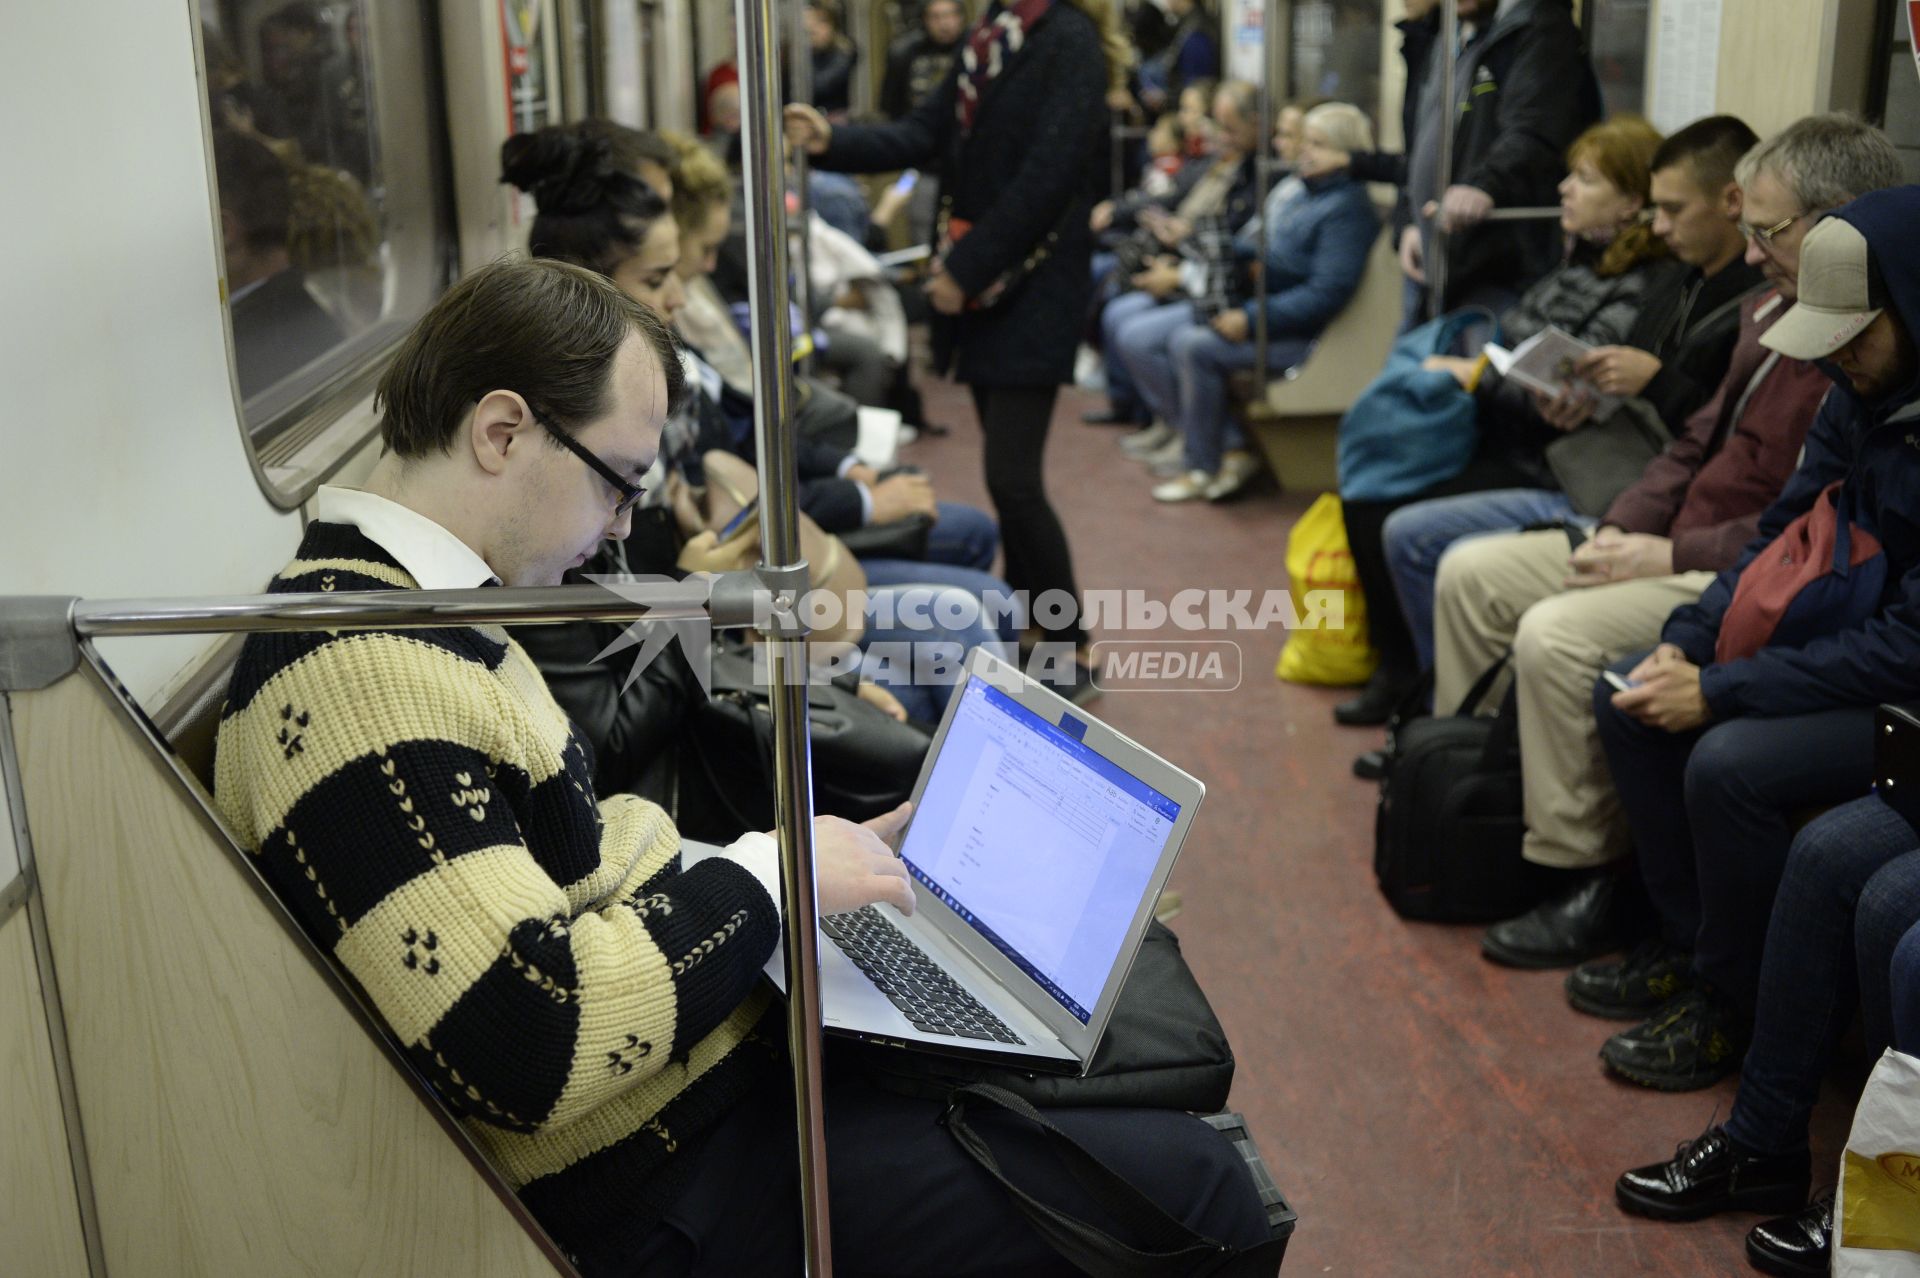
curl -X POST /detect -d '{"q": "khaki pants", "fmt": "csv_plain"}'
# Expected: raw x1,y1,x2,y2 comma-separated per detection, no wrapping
1432,531,1717,868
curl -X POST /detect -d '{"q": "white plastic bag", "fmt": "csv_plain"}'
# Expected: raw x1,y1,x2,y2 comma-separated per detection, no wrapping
1834,1048,1920,1277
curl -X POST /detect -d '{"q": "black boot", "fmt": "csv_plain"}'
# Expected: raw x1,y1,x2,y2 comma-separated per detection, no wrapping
1745,1191,1833,1277
1615,1122,1810,1221
1334,668,1414,727
1482,869,1641,969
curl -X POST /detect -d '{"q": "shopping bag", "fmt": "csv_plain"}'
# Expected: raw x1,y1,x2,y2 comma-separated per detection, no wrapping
1276,492,1379,687
1834,1048,1920,1276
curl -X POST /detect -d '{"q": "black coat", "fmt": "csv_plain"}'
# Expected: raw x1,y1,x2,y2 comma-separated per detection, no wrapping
816,1,1108,386
1429,0,1602,311
1362,0,1600,312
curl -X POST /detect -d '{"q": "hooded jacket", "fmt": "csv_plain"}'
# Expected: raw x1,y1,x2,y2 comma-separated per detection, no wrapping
1663,186,1920,719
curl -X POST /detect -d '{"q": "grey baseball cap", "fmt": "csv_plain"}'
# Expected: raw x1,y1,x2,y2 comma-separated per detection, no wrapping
1761,217,1887,360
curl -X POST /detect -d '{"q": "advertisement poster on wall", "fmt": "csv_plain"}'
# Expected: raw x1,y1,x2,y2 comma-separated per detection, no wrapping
1227,0,1265,85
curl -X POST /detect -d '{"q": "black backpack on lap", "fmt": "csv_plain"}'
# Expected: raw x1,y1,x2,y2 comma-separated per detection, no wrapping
1373,655,1555,922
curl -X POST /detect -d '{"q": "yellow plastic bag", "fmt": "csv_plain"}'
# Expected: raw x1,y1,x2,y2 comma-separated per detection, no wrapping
1275,492,1380,687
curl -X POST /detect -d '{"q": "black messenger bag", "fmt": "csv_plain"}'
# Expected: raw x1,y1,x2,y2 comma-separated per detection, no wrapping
849,919,1235,1112
1373,655,1555,922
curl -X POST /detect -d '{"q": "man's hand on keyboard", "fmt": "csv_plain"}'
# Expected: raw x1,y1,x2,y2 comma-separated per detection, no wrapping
814,803,917,917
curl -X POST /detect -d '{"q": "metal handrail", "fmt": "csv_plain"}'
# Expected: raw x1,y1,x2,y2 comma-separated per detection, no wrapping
738,0,835,1271
787,0,817,373
1252,0,1277,387
67,580,725,637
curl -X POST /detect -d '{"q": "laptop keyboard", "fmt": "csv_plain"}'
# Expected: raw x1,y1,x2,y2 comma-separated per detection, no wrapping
821,907,1025,1045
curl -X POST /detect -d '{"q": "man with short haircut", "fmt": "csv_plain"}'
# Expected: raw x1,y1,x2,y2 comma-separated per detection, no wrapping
1417,116,1903,968
214,257,1265,1275
1376,115,1768,693
1581,183,1920,1091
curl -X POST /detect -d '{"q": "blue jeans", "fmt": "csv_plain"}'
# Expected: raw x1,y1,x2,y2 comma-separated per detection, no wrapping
1593,652,1879,1014
1103,291,1191,422
1381,488,1583,671
858,582,1015,721
1895,905,1920,1052
859,556,1018,645
917,501,999,572
1167,323,1310,474
1724,800,1920,1155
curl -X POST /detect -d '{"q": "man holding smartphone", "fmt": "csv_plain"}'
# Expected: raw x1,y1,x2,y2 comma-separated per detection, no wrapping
1582,183,1920,1093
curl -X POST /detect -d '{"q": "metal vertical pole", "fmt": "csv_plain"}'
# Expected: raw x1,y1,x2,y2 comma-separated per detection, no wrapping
1430,0,1458,314
737,0,833,1271
788,0,817,369
1252,0,1276,387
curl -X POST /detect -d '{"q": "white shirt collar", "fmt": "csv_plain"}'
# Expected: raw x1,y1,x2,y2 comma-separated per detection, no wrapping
313,486,500,589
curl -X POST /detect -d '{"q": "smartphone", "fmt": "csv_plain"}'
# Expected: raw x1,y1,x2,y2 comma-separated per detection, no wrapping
890,168,919,196
1602,670,1637,693
718,497,759,541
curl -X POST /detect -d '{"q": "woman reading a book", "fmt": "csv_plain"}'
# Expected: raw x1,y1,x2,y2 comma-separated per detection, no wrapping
1329,114,1678,727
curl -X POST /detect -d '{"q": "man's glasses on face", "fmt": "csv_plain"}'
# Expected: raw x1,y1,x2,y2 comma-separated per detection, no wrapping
528,404,646,518
1741,210,1818,253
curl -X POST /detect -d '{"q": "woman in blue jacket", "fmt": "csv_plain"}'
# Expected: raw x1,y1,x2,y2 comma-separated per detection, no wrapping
1143,102,1379,502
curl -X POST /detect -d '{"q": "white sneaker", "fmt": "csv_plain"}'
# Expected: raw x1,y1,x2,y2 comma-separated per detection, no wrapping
1152,471,1213,502
1119,422,1175,458
1204,450,1263,501
1074,344,1107,392
1143,436,1187,475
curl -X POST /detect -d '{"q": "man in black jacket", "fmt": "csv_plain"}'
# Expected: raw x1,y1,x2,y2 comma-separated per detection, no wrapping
1396,0,1601,326
880,0,965,119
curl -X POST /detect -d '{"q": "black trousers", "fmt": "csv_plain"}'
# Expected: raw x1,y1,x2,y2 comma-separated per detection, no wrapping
969,384,1087,645
1593,651,1879,1014
1342,451,1540,684
588,1070,1270,1277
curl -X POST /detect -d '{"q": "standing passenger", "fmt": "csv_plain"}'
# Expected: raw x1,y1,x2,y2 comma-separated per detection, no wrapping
787,0,1129,700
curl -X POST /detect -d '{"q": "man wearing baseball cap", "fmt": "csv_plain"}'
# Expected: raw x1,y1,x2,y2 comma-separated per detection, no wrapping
1574,185,1920,1094
1603,186,1920,1276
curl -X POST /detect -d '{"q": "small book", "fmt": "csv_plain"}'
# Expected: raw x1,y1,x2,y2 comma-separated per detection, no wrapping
1482,327,1620,417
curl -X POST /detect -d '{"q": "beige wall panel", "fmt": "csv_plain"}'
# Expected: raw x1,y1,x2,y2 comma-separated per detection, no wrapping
0,910,90,1278
1712,1,1825,135
12,674,559,1278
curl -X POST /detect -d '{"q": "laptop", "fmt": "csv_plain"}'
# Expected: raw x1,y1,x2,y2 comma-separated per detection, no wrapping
697,646,1204,1075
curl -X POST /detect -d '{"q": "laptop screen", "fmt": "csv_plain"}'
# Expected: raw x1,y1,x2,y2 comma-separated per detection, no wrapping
898,677,1181,1023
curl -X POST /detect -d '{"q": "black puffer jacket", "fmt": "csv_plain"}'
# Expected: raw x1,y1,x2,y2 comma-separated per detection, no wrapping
816,0,1108,386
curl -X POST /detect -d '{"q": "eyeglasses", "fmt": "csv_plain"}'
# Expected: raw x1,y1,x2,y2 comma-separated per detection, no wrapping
1740,211,1810,248
529,406,646,518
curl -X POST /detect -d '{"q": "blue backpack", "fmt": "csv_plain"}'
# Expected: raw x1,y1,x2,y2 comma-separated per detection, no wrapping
1337,310,1493,503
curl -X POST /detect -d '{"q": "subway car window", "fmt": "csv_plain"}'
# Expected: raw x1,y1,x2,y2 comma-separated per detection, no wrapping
1874,0,1920,179
1289,0,1381,124
200,1,453,461
1586,0,1650,116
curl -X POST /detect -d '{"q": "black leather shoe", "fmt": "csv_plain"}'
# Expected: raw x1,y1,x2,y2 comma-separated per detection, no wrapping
1483,873,1636,970
1616,1123,1810,1222
1566,939,1693,1019
1334,673,1411,727
1745,1190,1833,1277
1081,406,1138,426
1602,987,1747,1091
1353,749,1387,781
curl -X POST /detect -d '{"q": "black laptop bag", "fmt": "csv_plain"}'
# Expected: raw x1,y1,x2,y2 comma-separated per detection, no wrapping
1373,655,1555,922
843,919,1235,1112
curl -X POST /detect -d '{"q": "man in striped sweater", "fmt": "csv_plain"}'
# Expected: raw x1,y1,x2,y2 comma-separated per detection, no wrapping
215,258,1265,1275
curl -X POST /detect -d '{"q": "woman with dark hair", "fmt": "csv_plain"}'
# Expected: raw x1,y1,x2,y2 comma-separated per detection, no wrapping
787,0,1127,700
502,124,1012,730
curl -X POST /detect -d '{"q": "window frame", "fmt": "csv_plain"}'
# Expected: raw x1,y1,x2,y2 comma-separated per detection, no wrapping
192,0,459,511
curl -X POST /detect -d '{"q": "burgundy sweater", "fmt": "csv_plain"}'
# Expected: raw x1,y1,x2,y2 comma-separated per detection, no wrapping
1602,291,1831,573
